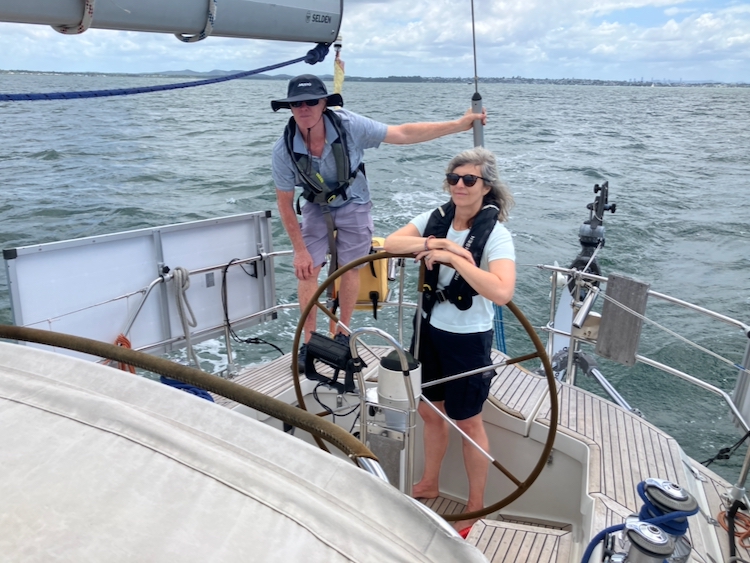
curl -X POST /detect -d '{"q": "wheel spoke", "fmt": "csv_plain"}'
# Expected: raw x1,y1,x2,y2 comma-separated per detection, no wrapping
313,300,339,324
491,460,522,487
505,351,541,365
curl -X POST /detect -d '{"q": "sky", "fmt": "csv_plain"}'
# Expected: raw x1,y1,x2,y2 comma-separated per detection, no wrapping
0,0,748,82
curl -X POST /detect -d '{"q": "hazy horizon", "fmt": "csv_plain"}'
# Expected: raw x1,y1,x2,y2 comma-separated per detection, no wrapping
1,1,748,84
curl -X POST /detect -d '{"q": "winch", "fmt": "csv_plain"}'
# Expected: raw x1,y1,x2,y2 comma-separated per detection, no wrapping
588,479,699,563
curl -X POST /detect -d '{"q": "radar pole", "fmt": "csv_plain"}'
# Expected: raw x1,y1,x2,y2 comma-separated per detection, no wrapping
470,0,484,147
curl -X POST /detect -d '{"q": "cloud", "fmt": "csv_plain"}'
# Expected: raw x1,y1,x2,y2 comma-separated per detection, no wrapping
0,0,748,81
664,7,696,16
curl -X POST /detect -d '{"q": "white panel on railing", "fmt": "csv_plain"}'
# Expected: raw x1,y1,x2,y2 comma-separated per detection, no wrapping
4,211,276,359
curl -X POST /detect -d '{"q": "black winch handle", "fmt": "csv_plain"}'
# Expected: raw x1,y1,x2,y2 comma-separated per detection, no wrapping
369,291,379,320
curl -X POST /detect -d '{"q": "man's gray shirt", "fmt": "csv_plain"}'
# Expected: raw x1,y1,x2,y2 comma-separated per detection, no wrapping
271,108,388,208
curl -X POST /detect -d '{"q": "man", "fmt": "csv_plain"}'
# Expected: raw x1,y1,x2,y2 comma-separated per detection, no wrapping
270,74,487,372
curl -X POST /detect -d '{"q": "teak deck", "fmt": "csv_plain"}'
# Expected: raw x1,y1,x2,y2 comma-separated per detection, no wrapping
217,346,747,562
468,520,572,563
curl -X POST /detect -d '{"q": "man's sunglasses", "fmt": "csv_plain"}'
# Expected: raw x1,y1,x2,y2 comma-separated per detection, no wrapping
290,99,321,108
445,173,490,187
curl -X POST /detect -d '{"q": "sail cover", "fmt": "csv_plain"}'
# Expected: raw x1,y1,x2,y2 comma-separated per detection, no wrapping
0,0,342,44
0,342,487,562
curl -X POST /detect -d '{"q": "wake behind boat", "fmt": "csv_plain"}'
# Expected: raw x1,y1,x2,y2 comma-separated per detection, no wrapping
2,2,750,563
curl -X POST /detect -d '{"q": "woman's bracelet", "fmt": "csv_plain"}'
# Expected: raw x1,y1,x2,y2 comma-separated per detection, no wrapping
424,235,435,251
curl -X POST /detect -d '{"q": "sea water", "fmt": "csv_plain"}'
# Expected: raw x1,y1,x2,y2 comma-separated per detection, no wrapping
1,73,749,481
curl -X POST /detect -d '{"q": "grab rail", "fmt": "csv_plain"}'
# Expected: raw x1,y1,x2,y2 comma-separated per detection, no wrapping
537,263,750,432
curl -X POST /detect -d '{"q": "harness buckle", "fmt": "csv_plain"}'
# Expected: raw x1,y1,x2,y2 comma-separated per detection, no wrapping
435,289,448,303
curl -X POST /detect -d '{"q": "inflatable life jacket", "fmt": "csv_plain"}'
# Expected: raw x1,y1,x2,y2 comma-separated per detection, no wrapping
283,108,365,211
421,201,500,315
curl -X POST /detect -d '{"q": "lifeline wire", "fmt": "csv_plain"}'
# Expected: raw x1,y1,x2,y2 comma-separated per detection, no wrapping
0,43,330,102
509,264,747,376
589,280,749,376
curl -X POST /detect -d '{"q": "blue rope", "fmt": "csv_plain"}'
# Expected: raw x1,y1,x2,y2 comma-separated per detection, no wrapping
580,524,625,563
0,43,330,102
159,376,214,402
580,481,700,563
637,481,697,537
492,304,507,353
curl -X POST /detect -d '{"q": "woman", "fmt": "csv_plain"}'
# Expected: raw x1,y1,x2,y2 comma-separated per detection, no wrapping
384,146,515,529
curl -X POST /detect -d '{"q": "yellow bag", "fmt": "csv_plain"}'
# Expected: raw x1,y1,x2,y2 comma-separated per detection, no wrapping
334,237,390,318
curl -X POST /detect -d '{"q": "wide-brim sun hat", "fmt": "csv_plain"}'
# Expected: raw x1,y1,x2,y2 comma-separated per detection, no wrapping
271,74,344,111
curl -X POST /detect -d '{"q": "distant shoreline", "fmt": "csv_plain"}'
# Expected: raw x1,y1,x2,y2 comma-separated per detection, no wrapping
1,69,747,87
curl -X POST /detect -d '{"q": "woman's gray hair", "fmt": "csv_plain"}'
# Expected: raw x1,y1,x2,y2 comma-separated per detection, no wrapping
442,146,514,222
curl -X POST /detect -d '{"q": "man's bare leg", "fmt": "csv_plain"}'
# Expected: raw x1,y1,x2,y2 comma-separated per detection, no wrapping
297,265,323,343
335,267,360,334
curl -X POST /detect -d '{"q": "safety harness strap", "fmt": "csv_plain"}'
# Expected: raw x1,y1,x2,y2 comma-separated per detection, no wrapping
284,108,365,211
285,109,368,277
421,201,499,314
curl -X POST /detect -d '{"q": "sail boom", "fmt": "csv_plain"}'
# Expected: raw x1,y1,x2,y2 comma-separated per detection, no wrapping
0,0,343,44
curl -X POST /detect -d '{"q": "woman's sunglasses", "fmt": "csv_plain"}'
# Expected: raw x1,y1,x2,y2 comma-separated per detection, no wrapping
290,99,321,108
446,173,490,187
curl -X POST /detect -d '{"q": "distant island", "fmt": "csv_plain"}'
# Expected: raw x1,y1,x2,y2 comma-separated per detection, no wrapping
1,69,747,87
